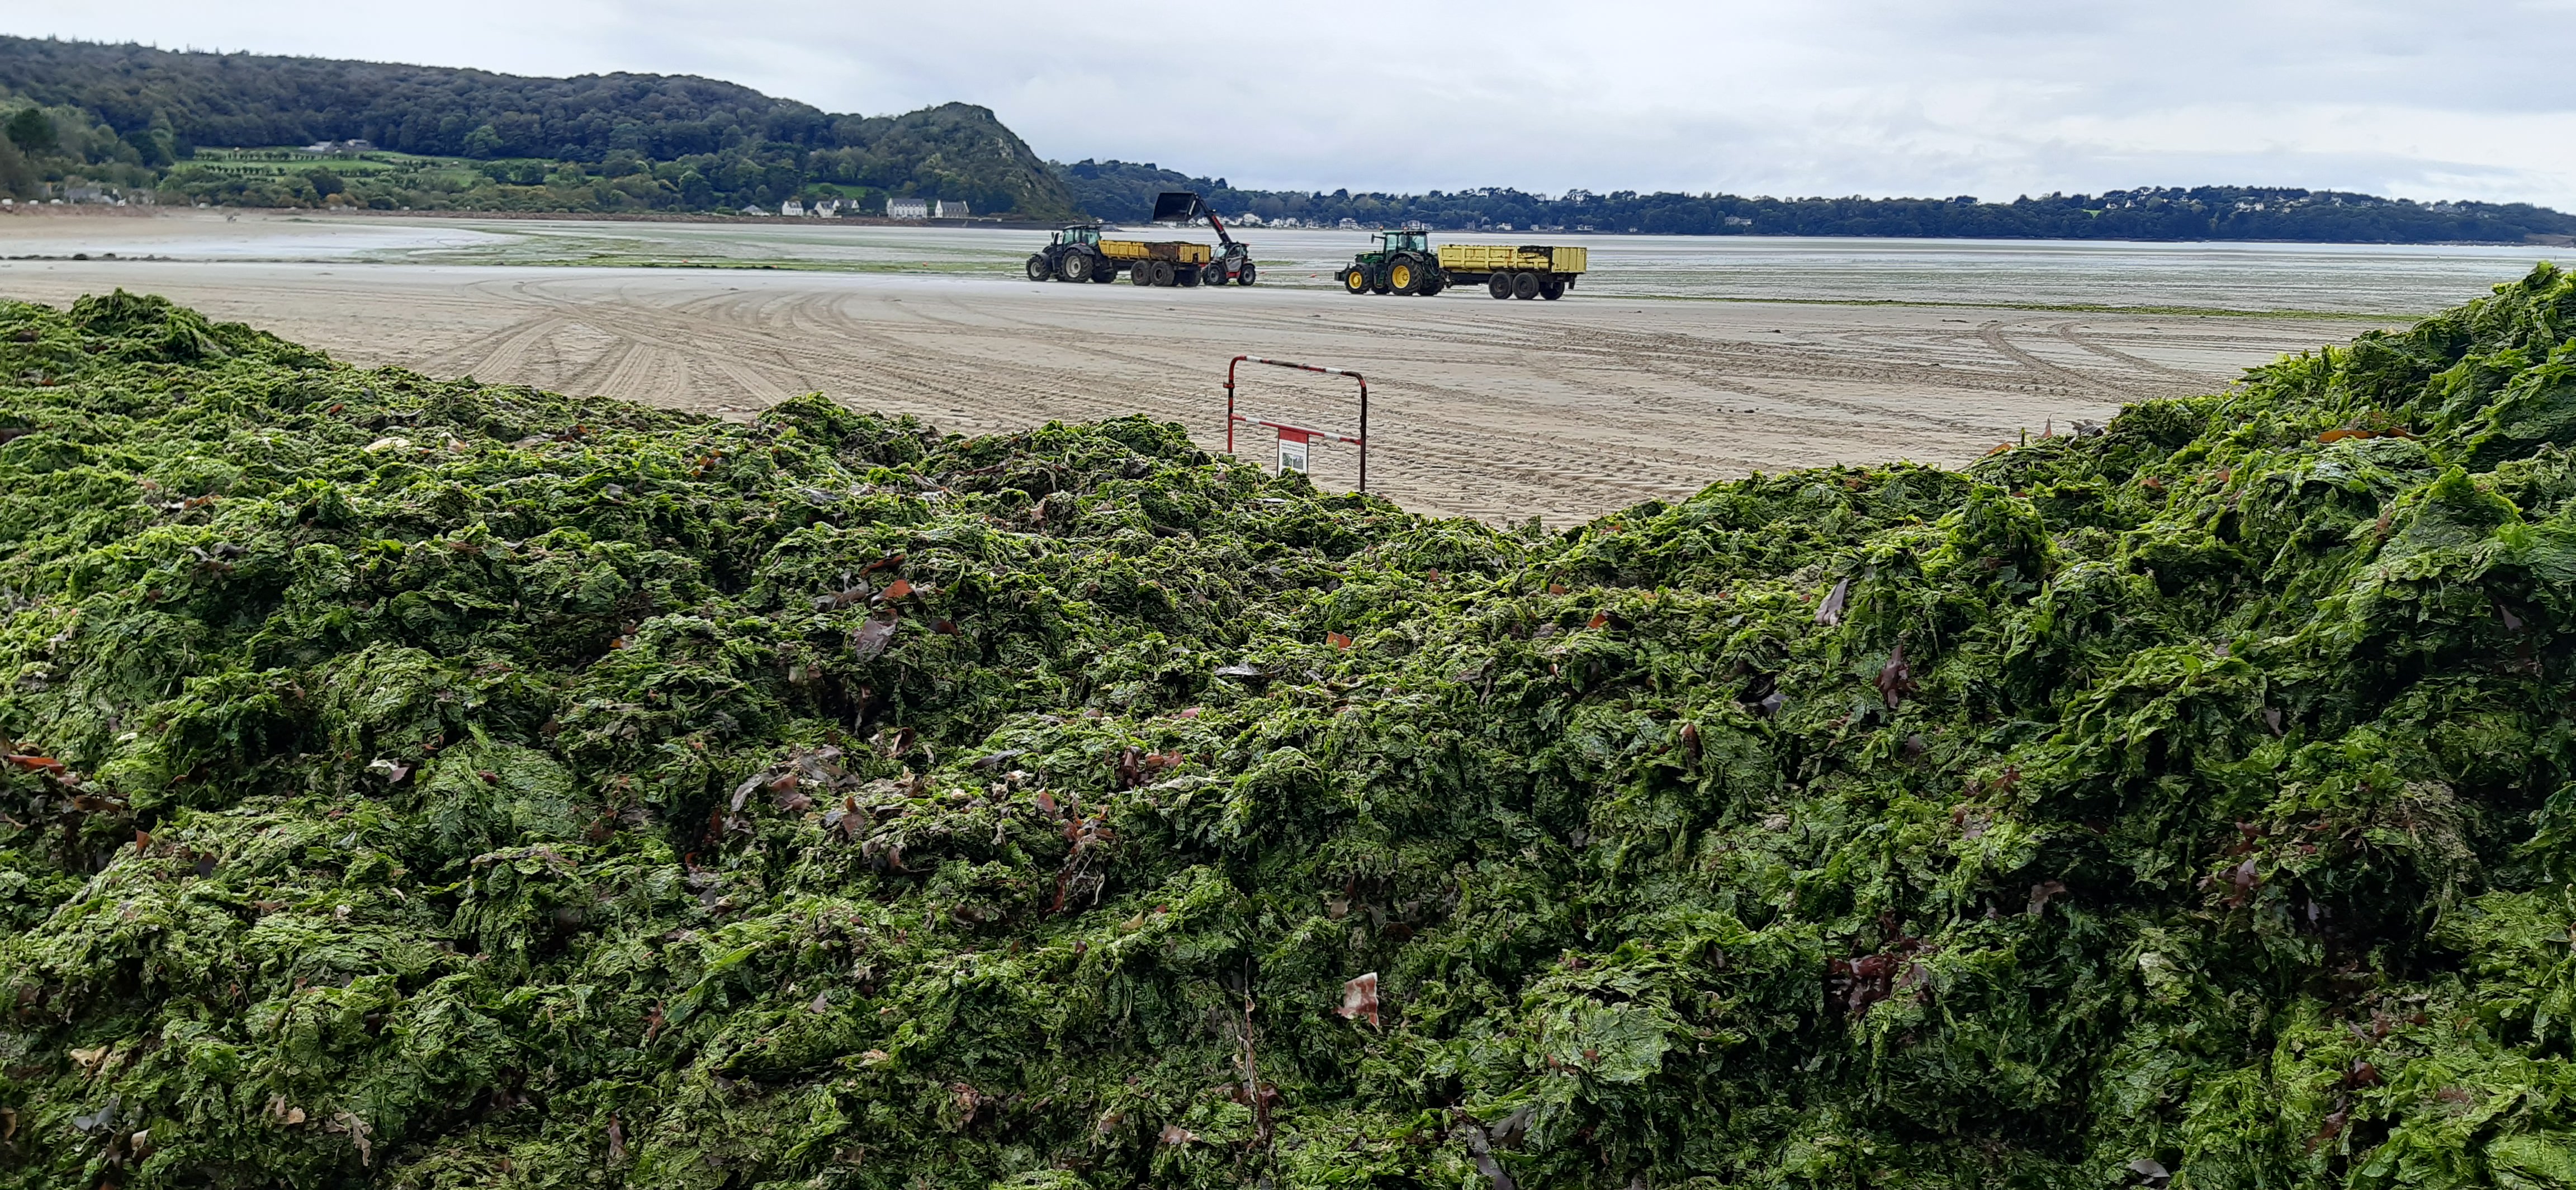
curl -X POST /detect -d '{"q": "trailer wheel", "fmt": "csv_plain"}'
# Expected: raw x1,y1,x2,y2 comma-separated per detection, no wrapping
1488,273,1512,299
1131,263,1152,286
1152,261,1177,286
1512,271,1542,300
1058,251,1094,283
1237,262,1257,286
1026,254,1053,281
1180,264,1202,287
1539,278,1565,300
1344,268,1370,294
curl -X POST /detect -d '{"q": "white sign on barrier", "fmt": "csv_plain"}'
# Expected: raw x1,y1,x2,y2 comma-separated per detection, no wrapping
1225,355,1370,492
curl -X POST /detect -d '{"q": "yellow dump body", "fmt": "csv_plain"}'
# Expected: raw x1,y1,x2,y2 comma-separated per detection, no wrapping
1101,239,1213,265
1437,244,1587,275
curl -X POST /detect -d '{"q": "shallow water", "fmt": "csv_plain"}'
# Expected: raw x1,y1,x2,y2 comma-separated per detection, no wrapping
1506,234,2560,313
2,211,2555,314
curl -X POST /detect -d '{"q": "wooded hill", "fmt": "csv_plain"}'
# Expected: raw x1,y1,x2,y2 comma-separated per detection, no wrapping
0,37,1080,218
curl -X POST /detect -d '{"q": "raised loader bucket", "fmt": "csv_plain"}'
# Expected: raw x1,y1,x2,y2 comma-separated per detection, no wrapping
1151,191,1208,224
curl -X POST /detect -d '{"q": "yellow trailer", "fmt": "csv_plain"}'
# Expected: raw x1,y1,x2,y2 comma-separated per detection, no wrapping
1436,244,1587,276
1100,239,1212,265
1435,243,1588,300
1101,238,1214,287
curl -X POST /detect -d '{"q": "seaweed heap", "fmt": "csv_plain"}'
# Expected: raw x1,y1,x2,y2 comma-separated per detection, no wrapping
1,271,2574,1189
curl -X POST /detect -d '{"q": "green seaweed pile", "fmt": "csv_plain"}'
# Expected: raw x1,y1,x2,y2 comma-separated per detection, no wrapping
3,271,2576,1189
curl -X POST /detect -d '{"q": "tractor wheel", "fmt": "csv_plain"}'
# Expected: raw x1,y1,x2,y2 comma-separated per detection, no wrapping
1488,273,1512,299
1058,251,1093,283
1152,260,1177,286
1025,254,1053,281
1419,273,1445,296
1539,278,1565,300
1388,258,1419,295
1091,265,1117,283
1237,262,1257,286
1344,267,1370,294
1512,271,1541,300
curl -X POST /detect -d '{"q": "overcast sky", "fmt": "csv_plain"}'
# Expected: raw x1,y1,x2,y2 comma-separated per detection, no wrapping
12,0,2576,207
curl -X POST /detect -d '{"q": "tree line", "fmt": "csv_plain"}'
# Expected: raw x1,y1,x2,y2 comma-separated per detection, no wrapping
1059,159,2576,245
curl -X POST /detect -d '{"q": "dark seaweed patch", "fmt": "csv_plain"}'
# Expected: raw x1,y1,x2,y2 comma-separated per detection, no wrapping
3,272,2576,1188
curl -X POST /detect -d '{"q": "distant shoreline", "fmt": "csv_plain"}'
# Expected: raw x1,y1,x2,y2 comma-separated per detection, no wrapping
0,205,1069,232
0,205,2561,250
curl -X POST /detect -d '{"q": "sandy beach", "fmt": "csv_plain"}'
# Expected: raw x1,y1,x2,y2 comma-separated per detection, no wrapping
0,209,2490,523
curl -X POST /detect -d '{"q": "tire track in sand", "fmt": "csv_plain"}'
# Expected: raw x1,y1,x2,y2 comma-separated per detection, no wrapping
1978,320,2149,399
2047,321,2210,383
415,314,571,380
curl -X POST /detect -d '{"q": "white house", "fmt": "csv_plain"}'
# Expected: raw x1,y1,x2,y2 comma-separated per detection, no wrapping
886,197,929,219
814,198,840,218
780,199,806,217
934,200,969,218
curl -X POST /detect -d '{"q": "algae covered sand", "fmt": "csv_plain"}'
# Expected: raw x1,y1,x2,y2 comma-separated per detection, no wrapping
2,270,2575,1188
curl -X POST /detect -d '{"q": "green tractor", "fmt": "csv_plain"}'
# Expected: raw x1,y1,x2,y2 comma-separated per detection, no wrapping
1337,229,1445,297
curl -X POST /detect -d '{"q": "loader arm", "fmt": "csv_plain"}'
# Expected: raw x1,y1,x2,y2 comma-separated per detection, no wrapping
1151,190,1235,249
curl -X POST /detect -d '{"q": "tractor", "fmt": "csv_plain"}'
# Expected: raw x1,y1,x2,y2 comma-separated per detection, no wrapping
1337,229,1446,297
1025,225,1122,284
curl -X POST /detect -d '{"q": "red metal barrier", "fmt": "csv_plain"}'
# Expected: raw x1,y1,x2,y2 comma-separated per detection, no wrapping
1224,355,1370,493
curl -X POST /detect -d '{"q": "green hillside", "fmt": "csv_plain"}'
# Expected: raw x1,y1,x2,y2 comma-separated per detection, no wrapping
0,37,1079,218
5,268,2576,1186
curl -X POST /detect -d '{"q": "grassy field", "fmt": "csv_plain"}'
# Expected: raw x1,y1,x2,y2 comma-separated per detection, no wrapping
162,145,931,216
181,147,490,187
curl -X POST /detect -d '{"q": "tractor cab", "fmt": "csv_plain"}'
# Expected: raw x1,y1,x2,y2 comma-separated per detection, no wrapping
1056,225,1104,247
1378,229,1431,254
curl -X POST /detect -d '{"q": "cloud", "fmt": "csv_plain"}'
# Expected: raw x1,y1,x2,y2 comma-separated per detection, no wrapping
18,0,2576,205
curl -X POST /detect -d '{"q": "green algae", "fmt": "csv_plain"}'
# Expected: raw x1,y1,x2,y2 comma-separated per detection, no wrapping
1,269,2575,1188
